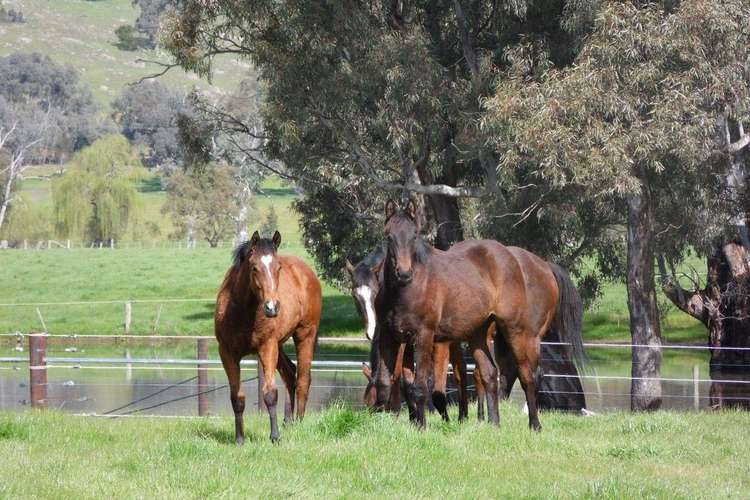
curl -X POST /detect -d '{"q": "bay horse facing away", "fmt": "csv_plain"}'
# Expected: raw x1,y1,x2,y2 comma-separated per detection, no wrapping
377,200,585,430
215,231,322,443
347,247,486,421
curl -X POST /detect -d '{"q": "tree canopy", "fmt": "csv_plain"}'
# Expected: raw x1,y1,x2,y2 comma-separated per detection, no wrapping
113,80,189,168
0,52,104,163
162,164,252,247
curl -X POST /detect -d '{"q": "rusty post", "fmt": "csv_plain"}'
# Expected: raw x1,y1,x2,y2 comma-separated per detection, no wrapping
257,357,266,412
29,332,47,409
197,339,209,416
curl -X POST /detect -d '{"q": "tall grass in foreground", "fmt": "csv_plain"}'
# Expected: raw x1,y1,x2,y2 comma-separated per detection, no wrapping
1,407,748,498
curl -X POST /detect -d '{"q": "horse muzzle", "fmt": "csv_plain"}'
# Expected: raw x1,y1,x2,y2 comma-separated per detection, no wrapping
263,301,280,317
396,272,413,286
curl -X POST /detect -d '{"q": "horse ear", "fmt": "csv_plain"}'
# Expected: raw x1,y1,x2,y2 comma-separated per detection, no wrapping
361,362,373,382
405,199,417,222
345,259,355,276
371,257,384,276
272,230,282,250
385,199,397,221
250,231,260,247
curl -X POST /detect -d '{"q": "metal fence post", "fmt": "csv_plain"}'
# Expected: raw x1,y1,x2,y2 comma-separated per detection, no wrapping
197,339,209,416
693,365,700,411
29,332,47,409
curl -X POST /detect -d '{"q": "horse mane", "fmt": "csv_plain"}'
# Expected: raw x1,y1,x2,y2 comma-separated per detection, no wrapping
361,243,386,269
232,238,277,270
414,234,432,264
232,241,253,270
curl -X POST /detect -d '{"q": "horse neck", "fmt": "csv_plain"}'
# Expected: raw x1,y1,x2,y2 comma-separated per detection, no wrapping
230,264,259,307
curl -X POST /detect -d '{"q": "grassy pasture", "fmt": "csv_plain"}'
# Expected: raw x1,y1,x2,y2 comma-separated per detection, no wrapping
0,0,244,105
0,408,748,498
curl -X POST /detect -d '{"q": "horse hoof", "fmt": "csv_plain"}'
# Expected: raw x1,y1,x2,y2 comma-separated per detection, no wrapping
236,435,245,446
530,422,542,432
270,434,281,444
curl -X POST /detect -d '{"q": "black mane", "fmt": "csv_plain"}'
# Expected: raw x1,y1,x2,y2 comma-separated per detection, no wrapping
232,238,276,269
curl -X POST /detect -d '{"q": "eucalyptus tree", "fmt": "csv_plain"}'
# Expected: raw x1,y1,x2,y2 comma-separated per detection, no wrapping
484,0,750,409
161,0,602,284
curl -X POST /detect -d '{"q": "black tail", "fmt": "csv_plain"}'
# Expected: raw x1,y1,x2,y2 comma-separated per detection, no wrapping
549,263,587,367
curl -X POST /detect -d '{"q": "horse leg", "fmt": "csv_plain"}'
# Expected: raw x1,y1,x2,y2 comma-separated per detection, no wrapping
470,335,499,426
494,328,518,400
449,342,468,422
277,347,297,424
219,344,245,445
293,327,317,420
409,330,434,428
432,342,451,422
510,334,542,431
473,364,485,421
400,344,417,421
258,342,281,442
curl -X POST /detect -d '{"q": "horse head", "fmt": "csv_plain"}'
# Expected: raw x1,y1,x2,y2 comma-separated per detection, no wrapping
246,230,283,318
345,249,384,341
384,199,424,287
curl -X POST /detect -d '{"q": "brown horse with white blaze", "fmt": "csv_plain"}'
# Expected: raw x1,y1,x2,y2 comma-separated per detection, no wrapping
377,200,585,430
215,230,322,443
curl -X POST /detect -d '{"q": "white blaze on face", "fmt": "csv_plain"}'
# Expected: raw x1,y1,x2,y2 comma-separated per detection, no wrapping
356,285,376,340
260,254,275,291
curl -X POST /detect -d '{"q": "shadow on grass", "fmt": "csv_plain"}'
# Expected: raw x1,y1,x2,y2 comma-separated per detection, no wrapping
195,424,262,445
259,186,298,197
137,176,163,193
184,303,215,321
320,294,361,334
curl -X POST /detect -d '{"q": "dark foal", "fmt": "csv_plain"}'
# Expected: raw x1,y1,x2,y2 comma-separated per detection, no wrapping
348,246,486,422
215,231,322,443
376,200,586,430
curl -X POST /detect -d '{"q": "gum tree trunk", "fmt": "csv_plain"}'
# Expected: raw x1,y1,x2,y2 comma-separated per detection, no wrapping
627,191,663,411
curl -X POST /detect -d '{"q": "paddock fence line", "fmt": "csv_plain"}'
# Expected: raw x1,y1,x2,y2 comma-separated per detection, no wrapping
0,239,308,251
3,332,750,416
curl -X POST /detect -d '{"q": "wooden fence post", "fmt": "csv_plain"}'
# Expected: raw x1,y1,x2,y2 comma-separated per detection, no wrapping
257,358,266,412
29,332,47,409
197,339,209,416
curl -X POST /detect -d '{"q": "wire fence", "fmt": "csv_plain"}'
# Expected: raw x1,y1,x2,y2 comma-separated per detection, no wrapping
1,332,749,417
0,239,308,251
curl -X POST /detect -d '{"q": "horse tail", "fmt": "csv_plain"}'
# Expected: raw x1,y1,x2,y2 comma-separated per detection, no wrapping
549,262,587,366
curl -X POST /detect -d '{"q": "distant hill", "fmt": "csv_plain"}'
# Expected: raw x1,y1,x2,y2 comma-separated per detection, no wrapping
0,0,248,105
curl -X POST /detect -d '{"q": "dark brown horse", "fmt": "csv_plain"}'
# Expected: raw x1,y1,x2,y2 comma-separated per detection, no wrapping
347,246,486,421
215,231,322,443
376,200,585,430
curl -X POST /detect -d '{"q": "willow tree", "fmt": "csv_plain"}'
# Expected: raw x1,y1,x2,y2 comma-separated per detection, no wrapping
484,0,750,410
53,135,146,244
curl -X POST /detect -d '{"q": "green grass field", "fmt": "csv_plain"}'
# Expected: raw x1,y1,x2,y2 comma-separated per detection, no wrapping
0,0,244,105
1,409,748,498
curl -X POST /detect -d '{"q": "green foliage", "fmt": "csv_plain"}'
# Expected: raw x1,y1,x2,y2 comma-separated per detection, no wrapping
162,1,600,278
162,164,250,247
114,24,149,51
112,80,188,167
0,52,104,163
52,134,146,242
0,193,52,242
259,205,278,238
484,0,749,263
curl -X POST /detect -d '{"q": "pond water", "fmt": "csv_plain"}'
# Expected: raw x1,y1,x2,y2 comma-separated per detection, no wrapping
1,338,749,416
